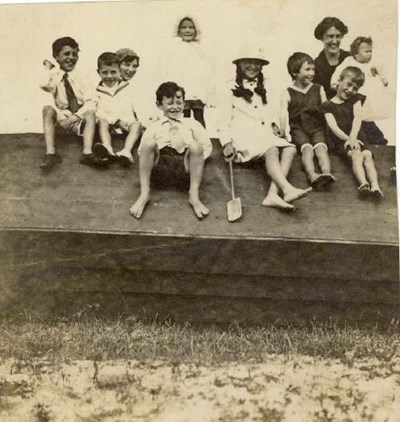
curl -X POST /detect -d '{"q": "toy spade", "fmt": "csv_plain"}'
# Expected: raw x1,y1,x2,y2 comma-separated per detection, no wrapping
227,160,242,222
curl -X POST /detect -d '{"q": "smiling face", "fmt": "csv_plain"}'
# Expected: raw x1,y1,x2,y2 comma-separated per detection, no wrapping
54,46,79,72
157,91,185,120
239,59,263,80
337,75,361,101
355,42,373,64
322,26,344,55
98,63,121,88
120,58,139,81
178,19,197,42
294,61,315,88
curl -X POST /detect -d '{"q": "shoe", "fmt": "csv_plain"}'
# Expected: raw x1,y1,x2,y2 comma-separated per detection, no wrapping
79,153,108,168
93,143,117,163
40,152,62,170
310,174,325,190
116,151,134,167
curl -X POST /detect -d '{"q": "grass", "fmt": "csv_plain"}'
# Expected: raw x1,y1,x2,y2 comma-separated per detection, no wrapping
0,313,399,365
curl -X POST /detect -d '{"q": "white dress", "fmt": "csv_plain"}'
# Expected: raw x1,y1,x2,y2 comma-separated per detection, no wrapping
330,56,389,121
218,79,294,162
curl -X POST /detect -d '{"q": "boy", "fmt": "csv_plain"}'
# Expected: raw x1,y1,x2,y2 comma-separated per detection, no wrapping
94,52,141,166
321,67,383,197
130,82,212,219
39,36,104,170
280,52,334,189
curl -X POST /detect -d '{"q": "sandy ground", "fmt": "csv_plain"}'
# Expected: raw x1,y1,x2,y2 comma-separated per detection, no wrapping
0,355,399,421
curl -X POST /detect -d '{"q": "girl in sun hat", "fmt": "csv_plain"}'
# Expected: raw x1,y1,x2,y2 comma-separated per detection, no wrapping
217,43,311,211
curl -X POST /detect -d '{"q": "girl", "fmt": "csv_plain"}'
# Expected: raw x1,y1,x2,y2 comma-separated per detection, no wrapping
164,16,213,128
321,66,383,197
218,46,311,211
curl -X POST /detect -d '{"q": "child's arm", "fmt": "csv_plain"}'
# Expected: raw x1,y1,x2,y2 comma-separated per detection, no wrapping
345,100,364,149
324,113,349,141
371,63,389,87
216,81,235,160
39,60,58,93
279,90,290,139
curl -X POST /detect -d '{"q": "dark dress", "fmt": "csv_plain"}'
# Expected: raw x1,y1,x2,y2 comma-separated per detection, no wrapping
320,94,369,158
314,49,351,99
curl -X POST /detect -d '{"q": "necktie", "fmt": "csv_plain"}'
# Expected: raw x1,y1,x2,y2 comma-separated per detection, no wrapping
62,73,80,113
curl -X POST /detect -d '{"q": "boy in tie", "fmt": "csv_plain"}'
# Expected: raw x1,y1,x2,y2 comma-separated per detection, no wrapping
39,36,105,170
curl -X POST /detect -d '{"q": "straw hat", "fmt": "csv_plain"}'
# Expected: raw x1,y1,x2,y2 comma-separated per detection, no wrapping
232,44,269,65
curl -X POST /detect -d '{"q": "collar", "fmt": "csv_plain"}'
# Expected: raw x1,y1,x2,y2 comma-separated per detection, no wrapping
160,116,184,125
290,83,313,94
96,80,130,96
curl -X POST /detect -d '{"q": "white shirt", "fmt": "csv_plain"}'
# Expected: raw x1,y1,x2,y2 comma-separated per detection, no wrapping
139,116,212,159
39,65,97,118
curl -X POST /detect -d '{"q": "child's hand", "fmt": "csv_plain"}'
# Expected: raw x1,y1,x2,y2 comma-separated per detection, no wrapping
271,123,286,139
43,59,55,70
223,142,236,162
344,138,363,150
370,66,378,77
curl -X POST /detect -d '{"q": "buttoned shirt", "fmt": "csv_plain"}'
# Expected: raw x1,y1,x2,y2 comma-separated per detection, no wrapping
139,116,212,159
39,65,97,118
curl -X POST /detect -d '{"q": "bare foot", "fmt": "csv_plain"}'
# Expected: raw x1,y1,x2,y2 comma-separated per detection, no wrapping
370,187,383,199
262,192,295,211
283,187,312,203
188,196,210,219
130,193,150,219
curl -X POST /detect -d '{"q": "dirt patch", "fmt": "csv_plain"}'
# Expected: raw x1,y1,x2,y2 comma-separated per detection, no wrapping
0,355,399,421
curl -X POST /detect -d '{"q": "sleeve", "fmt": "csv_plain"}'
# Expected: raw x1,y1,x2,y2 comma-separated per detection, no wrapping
190,120,213,159
39,67,58,94
330,58,349,88
216,81,234,147
75,76,98,118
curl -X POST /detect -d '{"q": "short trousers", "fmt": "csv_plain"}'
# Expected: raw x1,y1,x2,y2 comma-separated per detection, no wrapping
290,128,326,152
151,146,190,191
54,107,85,136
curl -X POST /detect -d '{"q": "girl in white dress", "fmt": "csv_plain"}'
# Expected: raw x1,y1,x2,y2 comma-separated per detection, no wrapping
218,46,311,210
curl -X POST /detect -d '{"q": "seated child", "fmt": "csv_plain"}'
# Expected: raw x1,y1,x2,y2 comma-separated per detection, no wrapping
39,36,105,170
331,36,388,144
94,52,141,166
115,48,140,81
321,67,383,197
130,82,212,219
281,52,334,189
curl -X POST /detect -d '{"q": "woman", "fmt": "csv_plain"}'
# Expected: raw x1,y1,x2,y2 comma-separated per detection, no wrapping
314,17,350,99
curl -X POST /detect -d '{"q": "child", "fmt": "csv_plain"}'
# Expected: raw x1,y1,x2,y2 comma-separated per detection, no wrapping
331,36,388,144
163,16,213,128
39,36,104,170
321,66,383,197
115,48,140,82
130,82,212,219
218,46,311,211
94,52,141,166
281,52,334,189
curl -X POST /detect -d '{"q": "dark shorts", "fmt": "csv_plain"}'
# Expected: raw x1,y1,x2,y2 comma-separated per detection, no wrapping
151,147,190,191
290,128,326,152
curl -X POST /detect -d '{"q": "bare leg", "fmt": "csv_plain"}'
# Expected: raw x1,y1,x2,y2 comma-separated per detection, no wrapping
129,138,157,219
315,144,331,175
263,146,296,210
187,143,209,219
301,144,320,185
118,122,141,160
98,118,115,155
349,150,368,187
42,106,57,154
263,147,311,204
82,111,96,155
363,150,382,196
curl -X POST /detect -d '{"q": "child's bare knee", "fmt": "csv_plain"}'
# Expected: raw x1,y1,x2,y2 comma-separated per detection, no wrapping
286,145,297,157
42,105,56,117
141,137,157,152
82,110,96,122
363,150,373,161
314,144,327,156
189,142,203,156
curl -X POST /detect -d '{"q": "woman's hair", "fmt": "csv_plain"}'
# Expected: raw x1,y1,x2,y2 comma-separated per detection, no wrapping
232,64,267,104
350,36,373,56
314,17,348,40
287,52,314,80
339,66,365,88
177,16,198,40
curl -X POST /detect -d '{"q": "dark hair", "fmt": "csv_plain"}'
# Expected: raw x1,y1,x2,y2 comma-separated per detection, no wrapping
314,17,348,40
52,37,79,57
156,81,185,103
97,52,119,69
232,64,267,104
178,17,197,38
339,66,365,88
287,52,314,80
350,36,373,56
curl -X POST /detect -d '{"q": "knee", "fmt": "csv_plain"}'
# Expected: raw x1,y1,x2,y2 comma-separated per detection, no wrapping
363,150,373,161
141,137,157,152
189,142,203,156
82,110,96,123
42,105,56,118
286,145,297,157
314,144,327,156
